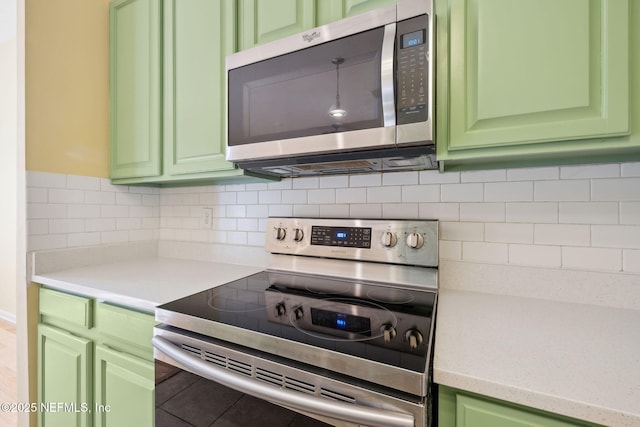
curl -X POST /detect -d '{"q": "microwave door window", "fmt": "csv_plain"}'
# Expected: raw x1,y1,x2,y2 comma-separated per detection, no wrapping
228,27,385,146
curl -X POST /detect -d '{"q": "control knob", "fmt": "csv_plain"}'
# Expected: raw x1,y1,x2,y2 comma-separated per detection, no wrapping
379,324,397,343
273,227,286,241
405,329,424,350
381,231,398,248
292,228,304,242
406,232,424,249
293,307,304,320
275,303,286,317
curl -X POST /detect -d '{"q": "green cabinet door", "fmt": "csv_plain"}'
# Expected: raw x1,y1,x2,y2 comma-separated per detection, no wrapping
109,0,162,180
38,325,92,427
94,345,154,427
163,0,237,176
317,0,398,26
437,0,634,169
439,386,602,427
238,0,317,50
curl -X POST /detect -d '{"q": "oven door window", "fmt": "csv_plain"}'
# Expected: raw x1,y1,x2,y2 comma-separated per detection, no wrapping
228,27,385,146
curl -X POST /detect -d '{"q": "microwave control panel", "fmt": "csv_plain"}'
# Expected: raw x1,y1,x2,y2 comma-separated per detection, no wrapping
396,15,429,125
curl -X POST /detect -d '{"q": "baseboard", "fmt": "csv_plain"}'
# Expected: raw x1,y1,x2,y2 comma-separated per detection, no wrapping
0,309,16,324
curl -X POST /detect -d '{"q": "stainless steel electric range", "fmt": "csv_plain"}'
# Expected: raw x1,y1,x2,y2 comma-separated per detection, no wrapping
153,217,438,427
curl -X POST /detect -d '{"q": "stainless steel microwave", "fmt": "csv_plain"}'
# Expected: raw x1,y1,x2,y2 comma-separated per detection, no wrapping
226,0,435,177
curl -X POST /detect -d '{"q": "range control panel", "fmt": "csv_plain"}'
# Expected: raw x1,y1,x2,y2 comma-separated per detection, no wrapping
266,217,438,267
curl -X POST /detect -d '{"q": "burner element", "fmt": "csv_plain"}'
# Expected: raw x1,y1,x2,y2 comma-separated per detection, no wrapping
366,288,414,304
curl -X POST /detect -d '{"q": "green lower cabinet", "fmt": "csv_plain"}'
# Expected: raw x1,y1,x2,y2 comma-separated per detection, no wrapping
439,386,602,427
94,345,154,427
38,287,156,427
38,325,93,427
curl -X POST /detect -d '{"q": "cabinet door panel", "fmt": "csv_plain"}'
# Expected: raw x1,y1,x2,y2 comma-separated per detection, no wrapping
38,325,92,427
457,395,587,427
94,345,154,427
164,0,237,176
239,0,316,49
447,0,629,150
317,0,397,25
109,0,162,179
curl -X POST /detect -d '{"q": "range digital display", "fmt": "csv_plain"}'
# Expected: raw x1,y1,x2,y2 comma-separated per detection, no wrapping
311,308,371,336
310,226,372,248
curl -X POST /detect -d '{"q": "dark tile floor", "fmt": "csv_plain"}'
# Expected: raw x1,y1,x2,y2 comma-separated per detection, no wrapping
156,367,332,427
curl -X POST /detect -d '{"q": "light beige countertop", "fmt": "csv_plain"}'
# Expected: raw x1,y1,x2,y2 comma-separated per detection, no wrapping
30,241,266,313
435,261,640,427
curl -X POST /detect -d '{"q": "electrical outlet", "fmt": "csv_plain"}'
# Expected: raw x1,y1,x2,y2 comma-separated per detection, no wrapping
202,207,213,228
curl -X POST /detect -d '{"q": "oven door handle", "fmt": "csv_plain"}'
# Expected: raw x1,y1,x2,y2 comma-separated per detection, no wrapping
152,336,415,427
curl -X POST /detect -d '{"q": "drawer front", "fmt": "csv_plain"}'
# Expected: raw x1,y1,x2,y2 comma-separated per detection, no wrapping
96,302,155,352
39,287,93,329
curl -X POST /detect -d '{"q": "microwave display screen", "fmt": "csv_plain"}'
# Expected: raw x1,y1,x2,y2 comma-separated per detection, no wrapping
402,30,425,49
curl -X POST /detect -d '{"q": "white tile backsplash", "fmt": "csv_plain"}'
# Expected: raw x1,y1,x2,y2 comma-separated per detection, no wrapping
27,173,160,251
26,162,640,277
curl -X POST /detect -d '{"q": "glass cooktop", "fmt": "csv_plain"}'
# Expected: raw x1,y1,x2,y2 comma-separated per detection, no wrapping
158,270,436,373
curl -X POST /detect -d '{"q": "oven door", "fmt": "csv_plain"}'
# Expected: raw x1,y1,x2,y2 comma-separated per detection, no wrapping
153,326,426,427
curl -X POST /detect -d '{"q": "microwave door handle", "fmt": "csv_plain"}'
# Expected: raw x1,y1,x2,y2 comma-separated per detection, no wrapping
381,22,396,128
152,336,414,427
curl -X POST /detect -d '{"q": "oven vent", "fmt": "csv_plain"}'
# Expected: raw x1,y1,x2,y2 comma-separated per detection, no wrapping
203,351,227,368
180,345,356,404
228,359,252,377
320,388,357,405
283,377,315,394
181,344,202,357
255,368,315,395
255,368,284,386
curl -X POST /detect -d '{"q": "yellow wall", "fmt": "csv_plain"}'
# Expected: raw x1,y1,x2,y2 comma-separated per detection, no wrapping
26,0,111,178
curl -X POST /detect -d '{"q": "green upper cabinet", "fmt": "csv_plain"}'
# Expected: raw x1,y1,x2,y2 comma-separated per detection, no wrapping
238,0,317,50
110,0,263,185
317,0,398,25
163,0,237,177
237,0,398,49
109,0,162,180
437,0,640,170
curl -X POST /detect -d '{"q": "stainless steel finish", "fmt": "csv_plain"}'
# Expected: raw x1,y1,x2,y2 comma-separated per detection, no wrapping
225,0,435,177
265,217,438,268
398,0,431,21
155,217,438,425
226,126,396,164
155,299,435,396
381,23,397,128
267,254,438,291
264,287,430,353
226,3,397,71
153,329,423,427
396,1,434,147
